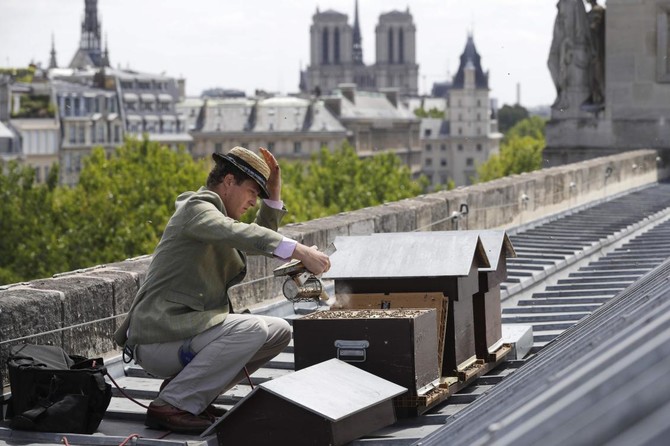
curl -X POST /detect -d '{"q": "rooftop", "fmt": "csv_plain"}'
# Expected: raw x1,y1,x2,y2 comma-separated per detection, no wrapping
1,149,669,445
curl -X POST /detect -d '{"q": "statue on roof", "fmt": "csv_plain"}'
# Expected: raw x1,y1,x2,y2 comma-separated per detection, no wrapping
585,0,605,107
547,0,592,112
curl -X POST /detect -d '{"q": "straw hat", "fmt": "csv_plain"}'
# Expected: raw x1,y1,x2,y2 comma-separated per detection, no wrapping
212,147,270,198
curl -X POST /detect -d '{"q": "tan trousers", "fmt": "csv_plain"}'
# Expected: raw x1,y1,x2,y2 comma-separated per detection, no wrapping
134,314,291,415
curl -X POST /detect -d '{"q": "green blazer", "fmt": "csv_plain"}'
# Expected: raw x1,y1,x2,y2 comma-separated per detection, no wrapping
113,186,285,347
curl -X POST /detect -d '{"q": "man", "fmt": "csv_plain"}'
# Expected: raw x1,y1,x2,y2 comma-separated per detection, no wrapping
113,146,330,433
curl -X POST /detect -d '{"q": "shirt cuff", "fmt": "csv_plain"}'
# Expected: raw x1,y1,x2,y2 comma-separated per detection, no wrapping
274,237,297,260
263,198,284,210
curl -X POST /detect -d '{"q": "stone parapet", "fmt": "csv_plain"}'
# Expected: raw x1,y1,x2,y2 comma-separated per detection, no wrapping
1,149,667,386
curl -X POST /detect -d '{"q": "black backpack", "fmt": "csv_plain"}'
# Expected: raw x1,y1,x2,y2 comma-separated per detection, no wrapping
6,343,112,434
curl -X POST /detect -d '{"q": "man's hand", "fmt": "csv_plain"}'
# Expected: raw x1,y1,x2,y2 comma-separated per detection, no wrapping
292,244,331,275
259,147,281,201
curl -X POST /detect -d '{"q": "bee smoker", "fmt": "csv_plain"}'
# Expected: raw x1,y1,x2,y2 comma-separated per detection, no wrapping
273,259,324,303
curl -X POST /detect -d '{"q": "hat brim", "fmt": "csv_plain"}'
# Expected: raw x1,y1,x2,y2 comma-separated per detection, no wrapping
212,152,270,199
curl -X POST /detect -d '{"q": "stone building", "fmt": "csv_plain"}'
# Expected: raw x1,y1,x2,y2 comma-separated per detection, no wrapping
545,0,670,165
300,1,419,96
0,75,61,183
1,0,191,184
415,35,501,188
52,79,122,185
322,83,422,174
189,96,347,161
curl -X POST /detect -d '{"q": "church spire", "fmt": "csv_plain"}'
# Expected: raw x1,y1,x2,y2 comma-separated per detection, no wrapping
352,0,363,65
102,33,110,67
70,0,104,68
48,33,58,69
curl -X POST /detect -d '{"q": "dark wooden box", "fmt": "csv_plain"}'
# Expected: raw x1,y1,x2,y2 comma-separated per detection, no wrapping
470,230,515,361
293,309,439,396
330,292,448,375
205,358,405,446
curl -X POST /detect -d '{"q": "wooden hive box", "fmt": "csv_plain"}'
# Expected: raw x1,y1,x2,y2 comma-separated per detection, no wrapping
293,309,439,396
203,359,406,446
323,232,490,378
330,292,448,376
468,230,516,361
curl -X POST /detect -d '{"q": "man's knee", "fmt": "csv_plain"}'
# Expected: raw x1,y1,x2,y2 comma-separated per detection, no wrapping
273,318,292,346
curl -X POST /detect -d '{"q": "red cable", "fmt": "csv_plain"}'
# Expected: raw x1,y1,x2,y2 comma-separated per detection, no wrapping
244,366,254,389
105,371,150,410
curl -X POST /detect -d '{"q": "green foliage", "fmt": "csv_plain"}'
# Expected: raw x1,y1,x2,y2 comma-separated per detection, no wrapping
0,67,35,83
241,143,428,224
0,139,426,285
0,160,63,284
504,115,546,142
497,104,529,133
11,94,55,118
476,117,546,183
414,107,445,119
0,137,208,285
59,138,208,268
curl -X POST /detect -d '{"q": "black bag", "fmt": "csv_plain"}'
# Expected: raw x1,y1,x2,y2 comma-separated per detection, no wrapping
6,343,112,434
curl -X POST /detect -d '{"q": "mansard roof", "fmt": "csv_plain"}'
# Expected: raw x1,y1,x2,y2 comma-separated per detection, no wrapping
452,35,489,89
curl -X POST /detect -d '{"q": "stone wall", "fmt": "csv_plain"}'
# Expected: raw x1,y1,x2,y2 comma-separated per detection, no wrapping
1,149,667,386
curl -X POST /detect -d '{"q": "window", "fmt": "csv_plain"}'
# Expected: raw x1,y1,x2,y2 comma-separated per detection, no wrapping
440,144,446,151
458,144,463,151
440,159,447,167
267,142,275,151
458,127,462,135
190,108,196,117
334,28,340,64
477,113,481,121
294,142,302,154
424,129,432,137
477,99,481,107
425,158,432,166
63,97,71,116
425,144,432,152
466,158,474,166
322,28,329,64
215,143,222,153
78,125,85,143
114,125,120,142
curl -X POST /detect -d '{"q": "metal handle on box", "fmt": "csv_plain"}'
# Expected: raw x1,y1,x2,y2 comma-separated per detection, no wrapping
334,340,370,363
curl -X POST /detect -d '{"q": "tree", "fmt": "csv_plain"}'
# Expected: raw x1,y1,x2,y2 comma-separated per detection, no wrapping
476,117,546,183
0,160,63,284
497,104,529,133
0,137,208,285
58,138,208,269
243,143,429,224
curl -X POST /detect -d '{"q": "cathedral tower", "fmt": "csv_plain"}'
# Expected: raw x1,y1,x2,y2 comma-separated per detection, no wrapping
69,0,106,69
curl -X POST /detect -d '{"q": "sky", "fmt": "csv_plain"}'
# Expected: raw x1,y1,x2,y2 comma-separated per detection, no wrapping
0,0,579,108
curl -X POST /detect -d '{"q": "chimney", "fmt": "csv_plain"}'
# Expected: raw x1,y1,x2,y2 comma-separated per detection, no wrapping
339,83,356,103
380,87,399,108
324,97,342,117
177,78,186,101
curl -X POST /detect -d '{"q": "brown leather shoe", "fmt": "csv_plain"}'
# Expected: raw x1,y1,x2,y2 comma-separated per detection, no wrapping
145,401,212,434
